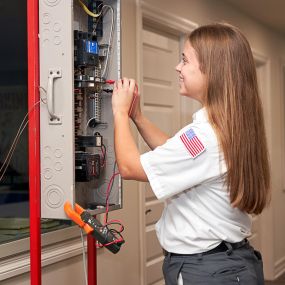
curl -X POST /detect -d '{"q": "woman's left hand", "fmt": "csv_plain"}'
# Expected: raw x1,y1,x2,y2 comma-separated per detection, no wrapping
112,77,136,116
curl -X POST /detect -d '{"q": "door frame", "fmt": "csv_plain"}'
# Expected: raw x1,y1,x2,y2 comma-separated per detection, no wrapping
252,49,274,279
136,2,197,284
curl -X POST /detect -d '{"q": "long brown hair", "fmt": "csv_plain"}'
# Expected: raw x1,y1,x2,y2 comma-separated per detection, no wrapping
189,23,270,214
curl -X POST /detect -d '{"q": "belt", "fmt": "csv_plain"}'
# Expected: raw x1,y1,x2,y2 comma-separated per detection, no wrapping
164,239,248,257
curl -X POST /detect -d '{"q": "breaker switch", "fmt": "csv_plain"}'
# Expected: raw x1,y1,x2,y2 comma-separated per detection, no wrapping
74,30,99,67
75,152,101,182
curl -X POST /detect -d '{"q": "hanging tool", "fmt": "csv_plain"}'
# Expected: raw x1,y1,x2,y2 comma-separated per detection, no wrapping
64,201,124,254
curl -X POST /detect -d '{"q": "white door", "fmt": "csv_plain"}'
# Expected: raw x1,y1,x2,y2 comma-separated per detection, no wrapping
140,25,180,285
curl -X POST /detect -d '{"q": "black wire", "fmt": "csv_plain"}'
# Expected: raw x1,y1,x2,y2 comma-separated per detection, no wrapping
89,2,105,32
107,222,124,232
101,143,106,166
109,229,124,241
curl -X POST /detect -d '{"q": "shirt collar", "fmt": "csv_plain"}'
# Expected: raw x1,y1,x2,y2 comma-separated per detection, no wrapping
192,108,208,123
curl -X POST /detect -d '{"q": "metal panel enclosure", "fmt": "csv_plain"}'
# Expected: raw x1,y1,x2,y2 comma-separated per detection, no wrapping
39,0,121,219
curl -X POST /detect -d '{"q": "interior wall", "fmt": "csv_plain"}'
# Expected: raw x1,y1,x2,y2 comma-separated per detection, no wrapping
142,0,285,280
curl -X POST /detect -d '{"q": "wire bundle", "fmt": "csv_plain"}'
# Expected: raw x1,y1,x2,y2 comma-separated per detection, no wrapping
0,101,40,182
78,0,114,79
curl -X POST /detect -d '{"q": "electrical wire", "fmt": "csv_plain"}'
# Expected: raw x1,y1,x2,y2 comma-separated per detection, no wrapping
83,4,115,130
0,99,40,174
82,3,115,130
80,229,88,285
0,118,28,175
85,80,115,132
0,100,40,182
93,162,125,248
77,0,114,72
105,220,124,233
105,79,115,84
80,3,115,78
86,116,97,130
104,175,116,222
100,144,106,167
75,165,124,249
77,0,102,18
0,120,28,182
39,86,48,104
100,5,114,78
104,162,119,223
97,236,124,247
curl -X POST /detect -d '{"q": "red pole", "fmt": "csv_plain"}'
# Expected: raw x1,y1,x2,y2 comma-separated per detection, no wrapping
87,235,97,285
27,0,41,284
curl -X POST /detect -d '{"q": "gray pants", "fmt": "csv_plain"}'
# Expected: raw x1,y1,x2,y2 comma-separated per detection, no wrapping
162,243,264,285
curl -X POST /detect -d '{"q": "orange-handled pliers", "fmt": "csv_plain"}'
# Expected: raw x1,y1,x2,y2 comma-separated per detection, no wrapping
64,201,93,234
64,201,124,254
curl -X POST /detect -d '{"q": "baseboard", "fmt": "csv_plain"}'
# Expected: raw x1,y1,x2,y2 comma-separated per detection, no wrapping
274,256,285,279
0,237,84,281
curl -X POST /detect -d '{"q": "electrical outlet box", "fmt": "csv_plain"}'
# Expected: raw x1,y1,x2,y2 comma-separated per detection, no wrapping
39,0,121,219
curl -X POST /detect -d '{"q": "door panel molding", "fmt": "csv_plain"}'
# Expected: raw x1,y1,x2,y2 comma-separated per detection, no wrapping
141,1,197,35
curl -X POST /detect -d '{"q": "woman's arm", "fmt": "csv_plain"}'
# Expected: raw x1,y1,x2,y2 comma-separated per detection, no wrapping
130,93,170,150
113,112,148,181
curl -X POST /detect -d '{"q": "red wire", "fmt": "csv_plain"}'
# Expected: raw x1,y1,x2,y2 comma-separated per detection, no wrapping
95,171,126,248
96,84,127,247
96,238,124,248
100,146,106,167
104,171,119,224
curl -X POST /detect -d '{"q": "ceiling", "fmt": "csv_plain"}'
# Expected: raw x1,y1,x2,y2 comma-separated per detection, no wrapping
225,0,285,36
1,1,284,36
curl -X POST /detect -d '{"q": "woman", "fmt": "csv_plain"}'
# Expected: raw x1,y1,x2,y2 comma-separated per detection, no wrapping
112,23,270,285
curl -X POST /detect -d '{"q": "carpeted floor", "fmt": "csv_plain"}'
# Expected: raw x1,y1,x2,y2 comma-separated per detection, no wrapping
265,273,285,285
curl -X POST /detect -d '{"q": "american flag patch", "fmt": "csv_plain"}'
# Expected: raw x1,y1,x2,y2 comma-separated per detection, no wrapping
180,128,205,158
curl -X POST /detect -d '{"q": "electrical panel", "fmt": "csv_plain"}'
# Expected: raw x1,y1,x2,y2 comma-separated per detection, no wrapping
39,0,121,219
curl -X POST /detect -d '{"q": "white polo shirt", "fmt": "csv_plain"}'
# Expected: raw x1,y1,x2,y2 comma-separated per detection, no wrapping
140,108,251,254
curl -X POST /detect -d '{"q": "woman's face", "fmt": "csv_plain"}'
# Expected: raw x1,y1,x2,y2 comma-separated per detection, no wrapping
176,40,206,104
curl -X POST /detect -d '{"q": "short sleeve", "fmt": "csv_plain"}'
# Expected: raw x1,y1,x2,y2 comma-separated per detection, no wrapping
140,125,221,200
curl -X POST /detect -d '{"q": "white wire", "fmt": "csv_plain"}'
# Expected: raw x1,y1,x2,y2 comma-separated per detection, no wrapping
80,229,88,285
39,86,47,104
101,5,115,78
0,100,40,182
0,100,40,174
0,117,28,174
84,6,114,129
86,117,95,130
0,120,29,182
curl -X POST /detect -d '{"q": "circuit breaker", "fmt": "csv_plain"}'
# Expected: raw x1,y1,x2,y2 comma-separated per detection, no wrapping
39,0,121,219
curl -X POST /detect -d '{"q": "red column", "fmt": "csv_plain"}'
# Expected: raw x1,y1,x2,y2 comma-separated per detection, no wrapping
27,0,41,284
87,235,97,285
